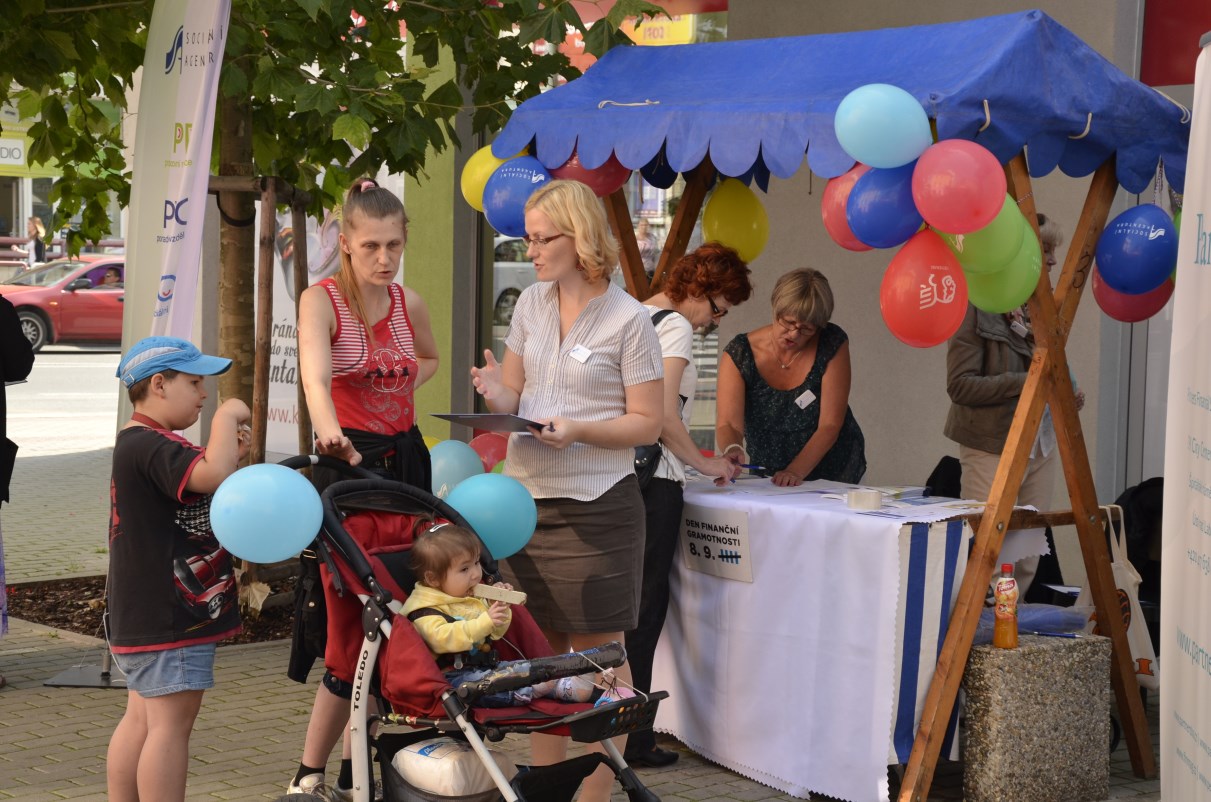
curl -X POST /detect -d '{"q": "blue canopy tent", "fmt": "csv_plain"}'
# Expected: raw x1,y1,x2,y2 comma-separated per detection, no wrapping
492,10,1188,801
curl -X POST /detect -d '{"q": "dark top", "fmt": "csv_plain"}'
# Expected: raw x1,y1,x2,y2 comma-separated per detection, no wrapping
107,426,241,651
724,323,866,483
0,296,33,502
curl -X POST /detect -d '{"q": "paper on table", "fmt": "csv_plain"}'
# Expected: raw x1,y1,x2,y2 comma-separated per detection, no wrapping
431,413,550,433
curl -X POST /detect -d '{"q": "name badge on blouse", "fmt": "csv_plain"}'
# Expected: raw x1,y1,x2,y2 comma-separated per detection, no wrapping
794,389,817,409
568,344,592,363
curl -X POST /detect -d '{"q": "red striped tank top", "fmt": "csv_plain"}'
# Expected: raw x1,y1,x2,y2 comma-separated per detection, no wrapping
321,278,418,434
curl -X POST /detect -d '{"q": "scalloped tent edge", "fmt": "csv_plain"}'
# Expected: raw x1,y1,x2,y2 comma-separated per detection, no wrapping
492,9,1189,195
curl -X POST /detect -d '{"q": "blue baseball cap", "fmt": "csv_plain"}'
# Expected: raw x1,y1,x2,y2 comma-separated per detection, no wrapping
117,336,232,388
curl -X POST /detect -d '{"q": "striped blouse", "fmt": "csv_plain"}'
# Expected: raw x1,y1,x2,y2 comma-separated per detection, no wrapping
504,281,663,501
321,278,418,434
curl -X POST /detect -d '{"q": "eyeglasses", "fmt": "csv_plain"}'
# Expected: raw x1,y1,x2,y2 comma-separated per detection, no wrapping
708,296,728,319
521,233,566,248
777,317,816,335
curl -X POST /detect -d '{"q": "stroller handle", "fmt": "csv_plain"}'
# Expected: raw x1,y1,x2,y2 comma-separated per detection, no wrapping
277,453,381,480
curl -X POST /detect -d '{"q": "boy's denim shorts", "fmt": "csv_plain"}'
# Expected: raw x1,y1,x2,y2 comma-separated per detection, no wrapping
112,643,217,697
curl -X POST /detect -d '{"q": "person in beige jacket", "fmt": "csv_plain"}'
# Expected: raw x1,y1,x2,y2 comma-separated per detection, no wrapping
943,213,1083,595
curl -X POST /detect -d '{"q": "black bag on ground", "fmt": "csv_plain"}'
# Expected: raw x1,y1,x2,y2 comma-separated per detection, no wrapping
634,309,678,489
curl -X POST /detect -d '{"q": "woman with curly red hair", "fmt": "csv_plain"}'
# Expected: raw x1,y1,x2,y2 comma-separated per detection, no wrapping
624,241,753,767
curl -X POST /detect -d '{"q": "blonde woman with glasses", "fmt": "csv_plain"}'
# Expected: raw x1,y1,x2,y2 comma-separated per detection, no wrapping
716,267,866,487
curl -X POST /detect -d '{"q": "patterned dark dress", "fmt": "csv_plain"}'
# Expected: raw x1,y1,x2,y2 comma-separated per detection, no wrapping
723,323,866,482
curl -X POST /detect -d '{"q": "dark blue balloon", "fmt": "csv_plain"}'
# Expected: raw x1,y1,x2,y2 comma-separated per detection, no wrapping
483,156,551,237
846,162,923,249
1095,203,1178,295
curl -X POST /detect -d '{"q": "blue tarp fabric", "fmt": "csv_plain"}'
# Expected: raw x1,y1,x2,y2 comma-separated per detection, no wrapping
492,10,1190,193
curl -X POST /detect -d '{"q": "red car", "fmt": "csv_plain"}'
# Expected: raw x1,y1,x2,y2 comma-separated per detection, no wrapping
0,256,125,351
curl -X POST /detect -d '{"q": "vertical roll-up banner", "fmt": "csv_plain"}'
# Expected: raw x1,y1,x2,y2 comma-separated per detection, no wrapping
1161,32,1211,800
127,0,230,338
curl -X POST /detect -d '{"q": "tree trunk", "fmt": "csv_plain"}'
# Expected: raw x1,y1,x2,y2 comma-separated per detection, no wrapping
217,95,260,592
217,94,256,413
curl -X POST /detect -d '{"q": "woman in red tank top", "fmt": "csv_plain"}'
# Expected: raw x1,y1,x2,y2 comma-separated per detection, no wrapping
288,178,439,798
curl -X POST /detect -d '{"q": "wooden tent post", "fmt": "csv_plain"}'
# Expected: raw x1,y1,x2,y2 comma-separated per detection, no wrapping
606,161,717,302
898,155,1154,802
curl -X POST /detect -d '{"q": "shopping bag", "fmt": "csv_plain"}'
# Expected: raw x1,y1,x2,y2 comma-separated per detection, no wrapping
1075,504,1159,690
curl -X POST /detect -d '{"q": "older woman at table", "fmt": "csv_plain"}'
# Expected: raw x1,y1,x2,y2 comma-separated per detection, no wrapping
471,179,663,801
716,267,866,487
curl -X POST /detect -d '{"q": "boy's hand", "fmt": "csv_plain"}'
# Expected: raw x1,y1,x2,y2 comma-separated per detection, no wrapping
487,600,510,626
217,398,252,425
236,423,252,461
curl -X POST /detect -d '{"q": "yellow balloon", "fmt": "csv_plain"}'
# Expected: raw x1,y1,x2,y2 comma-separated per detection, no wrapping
423,435,443,450
461,146,510,212
702,178,770,262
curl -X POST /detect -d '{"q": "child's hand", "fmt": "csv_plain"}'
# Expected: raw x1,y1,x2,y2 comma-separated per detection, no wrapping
236,423,252,460
494,581,513,593
487,601,509,626
218,398,252,425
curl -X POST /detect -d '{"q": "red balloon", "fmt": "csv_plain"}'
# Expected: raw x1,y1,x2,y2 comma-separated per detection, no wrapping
879,230,969,348
821,164,873,252
550,152,631,197
468,433,509,472
911,140,1007,234
1091,267,1174,323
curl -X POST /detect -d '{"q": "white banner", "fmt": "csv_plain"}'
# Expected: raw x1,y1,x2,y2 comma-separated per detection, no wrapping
679,502,752,582
1161,36,1211,801
127,0,230,338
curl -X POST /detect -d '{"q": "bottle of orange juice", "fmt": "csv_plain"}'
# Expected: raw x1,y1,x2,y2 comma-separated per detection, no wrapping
992,562,1019,649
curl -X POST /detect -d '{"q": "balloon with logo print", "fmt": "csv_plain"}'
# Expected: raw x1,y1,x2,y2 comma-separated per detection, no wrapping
879,230,968,348
1095,203,1178,295
483,156,551,237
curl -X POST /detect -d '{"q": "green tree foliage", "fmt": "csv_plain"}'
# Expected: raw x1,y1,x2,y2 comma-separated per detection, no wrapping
0,0,661,249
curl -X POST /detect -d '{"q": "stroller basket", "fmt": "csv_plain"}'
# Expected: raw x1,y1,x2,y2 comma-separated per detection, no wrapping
563,692,669,743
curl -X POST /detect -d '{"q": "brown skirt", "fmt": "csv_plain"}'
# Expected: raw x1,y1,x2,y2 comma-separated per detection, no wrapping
500,475,644,633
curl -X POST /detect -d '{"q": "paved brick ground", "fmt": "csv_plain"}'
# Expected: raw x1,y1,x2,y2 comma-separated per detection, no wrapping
0,348,1162,801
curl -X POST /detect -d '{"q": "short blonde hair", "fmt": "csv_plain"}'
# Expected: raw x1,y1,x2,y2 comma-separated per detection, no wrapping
524,180,618,283
1037,212,1064,251
771,268,834,329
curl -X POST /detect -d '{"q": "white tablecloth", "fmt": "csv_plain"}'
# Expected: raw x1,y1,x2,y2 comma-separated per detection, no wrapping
651,479,989,802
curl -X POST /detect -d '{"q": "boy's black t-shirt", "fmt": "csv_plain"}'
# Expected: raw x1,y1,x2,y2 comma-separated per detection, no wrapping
107,426,241,652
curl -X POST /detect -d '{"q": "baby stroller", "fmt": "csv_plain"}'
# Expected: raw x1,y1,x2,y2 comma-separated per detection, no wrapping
278,456,667,802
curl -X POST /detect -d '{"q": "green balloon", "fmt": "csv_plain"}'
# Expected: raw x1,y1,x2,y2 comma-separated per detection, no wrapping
1175,208,1182,234
965,229,1042,314
939,194,1029,275
491,461,505,473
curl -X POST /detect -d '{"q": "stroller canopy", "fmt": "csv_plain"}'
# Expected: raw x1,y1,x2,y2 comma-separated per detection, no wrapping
492,10,1190,194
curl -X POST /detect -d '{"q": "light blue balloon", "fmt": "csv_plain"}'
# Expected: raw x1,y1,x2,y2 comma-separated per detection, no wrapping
445,473,537,559
431,439,484,498
210,464,322,563
834,83,932,169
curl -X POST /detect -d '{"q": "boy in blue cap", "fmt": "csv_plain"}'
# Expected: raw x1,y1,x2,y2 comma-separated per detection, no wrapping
106,336,252,802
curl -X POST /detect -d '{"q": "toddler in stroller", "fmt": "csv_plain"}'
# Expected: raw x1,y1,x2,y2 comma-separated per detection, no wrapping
280,461,666,802
404,522,632,709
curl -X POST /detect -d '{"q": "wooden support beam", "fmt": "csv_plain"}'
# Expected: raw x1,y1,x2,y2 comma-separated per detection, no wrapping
605,189,648,298
251,178,276,466
898,155,1153,801
290,201,313,457
650,162,715,293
